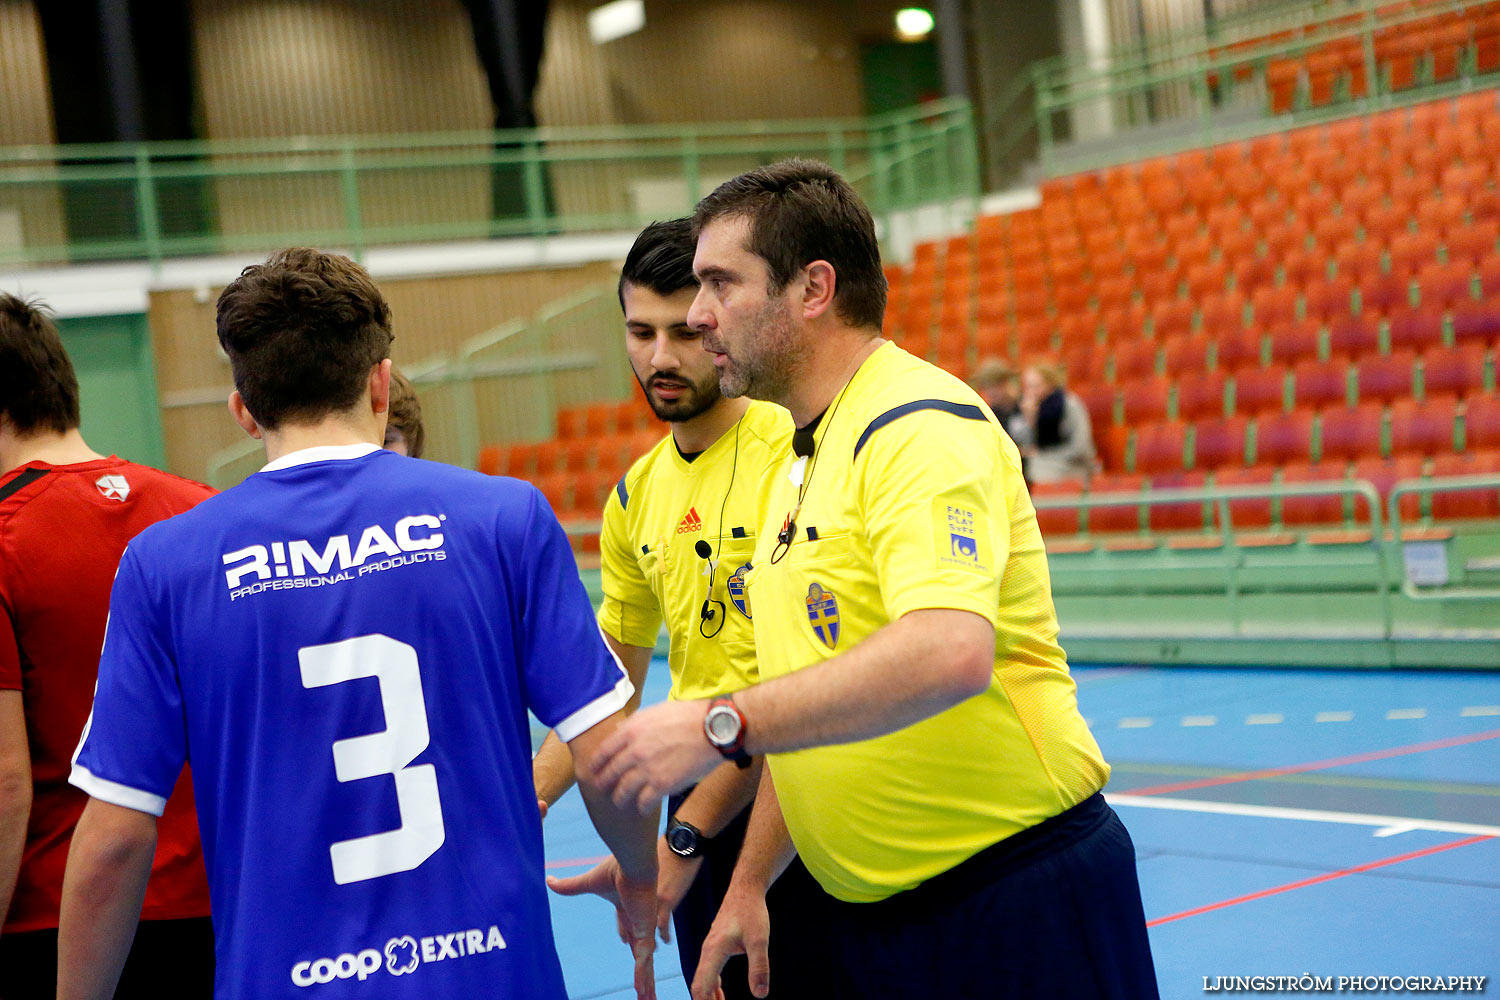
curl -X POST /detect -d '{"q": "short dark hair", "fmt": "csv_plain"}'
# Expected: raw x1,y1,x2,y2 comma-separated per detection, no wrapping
619,218,698,309
0,293,80,434
693,159,887,329
216,248,393,431
387,368,425,459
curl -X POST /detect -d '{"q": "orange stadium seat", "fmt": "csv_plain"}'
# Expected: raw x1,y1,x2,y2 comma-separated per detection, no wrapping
1305,276,1358,321
1030,480,1085,537
1444,220,1500,265
562,439,595,473
1162,334,1211,374
1065,344,1108,385
1252,287,1299,328
1331,242,1382,285
1319,403,1386,462
1113,341,1159,383
1361,273,1412,313
533,472,571,512
1233,367,1287,415
1121,377,1172,424
1193,416,1250,469
1431,451,1500,520
1199,292,1248,337
1391,396,1459,456
534,440,564,476
1417,261,1475,309
1327,314,1381,359
1480,252,1500,296
1178,372,1228,421
1315,215,1361,251
1146,470,1209,532
1386,306,1446,353
1294,360,1351,410
1214,465,1274,528
1087,474,1145,533
1356,350,1418,402
1281,247,1326,287
1133,421,1188,475
1466,394,1500,451
1388,232,1441,278
1254,411,1315,465
1450,302,1500,347
556,408,586,439
1352,455,1425,523
1269,319,1323,366
1279,463,1348,527
1421,344,1488,398
1217,330,1266,377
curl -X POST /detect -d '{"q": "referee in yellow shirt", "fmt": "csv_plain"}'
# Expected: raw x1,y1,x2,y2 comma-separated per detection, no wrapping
592,166,1159,999
535,219,829,998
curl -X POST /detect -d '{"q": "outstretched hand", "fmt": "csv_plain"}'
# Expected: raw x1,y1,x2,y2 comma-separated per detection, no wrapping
590,699,723,814
549,857,659,1000
691,882,770,1000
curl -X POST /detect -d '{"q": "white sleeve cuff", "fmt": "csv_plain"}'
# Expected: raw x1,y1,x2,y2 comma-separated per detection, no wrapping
555,674,635,743
68,764,168,817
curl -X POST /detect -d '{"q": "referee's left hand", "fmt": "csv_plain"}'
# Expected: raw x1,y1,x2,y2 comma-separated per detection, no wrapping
592,699,723,814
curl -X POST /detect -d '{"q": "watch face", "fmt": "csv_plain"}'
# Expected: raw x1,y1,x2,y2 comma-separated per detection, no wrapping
706,706,741,745
667,825,697,856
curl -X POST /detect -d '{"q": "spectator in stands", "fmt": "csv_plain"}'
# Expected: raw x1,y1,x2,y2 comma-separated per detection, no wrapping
383,368,425,458
1017,362,1097,483
971,357,1026,443
0,294,214,994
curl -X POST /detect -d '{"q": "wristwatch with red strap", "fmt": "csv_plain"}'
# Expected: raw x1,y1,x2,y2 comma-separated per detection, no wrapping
703,696,751,768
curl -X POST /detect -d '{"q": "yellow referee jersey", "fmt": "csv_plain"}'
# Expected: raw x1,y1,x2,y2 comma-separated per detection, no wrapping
744,341,1110,903
599,400,792,701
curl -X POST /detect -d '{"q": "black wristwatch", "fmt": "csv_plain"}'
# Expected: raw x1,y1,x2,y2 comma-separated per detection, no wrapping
703,696,752,769
665,816,709,858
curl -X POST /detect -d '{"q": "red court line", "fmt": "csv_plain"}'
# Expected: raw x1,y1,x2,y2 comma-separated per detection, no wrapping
1125,727,1500,797
1147,835,1495,928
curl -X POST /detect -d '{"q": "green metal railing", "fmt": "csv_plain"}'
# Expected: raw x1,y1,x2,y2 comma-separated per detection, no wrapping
204,282,626,489
1032,478,1400,635
0,100,980,270
982,0,1500,181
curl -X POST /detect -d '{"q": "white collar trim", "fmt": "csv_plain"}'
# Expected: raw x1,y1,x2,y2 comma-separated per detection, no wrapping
260,443,382,473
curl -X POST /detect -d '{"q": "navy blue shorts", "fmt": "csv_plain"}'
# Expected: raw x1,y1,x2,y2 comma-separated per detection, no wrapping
0,916,214,999
668,789,834,999
823,793,1160,999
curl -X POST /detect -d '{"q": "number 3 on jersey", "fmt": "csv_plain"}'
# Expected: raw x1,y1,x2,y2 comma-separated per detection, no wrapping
299,634,446,885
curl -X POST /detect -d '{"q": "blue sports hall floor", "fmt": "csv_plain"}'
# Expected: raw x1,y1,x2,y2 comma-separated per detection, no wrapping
540,660,1500,999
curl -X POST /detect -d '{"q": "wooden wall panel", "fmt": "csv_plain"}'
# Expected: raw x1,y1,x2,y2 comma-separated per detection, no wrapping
0,0,65,259
149,260,621,481
190,0,493,243
537,0,864,128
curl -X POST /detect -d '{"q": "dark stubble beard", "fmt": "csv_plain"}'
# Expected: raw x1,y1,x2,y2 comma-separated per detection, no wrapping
636,369,723,423
714,297,808,405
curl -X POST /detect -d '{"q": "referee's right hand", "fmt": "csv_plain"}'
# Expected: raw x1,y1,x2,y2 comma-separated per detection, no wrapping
691,882,770,1000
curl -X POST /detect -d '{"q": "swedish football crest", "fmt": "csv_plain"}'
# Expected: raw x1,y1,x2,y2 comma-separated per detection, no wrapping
805,582,839,649
727,563,752,619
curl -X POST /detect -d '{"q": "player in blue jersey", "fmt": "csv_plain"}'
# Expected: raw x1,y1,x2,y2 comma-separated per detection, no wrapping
56,248,660,1000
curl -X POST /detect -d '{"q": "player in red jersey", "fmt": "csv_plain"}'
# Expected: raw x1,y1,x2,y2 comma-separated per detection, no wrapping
0,294,214,996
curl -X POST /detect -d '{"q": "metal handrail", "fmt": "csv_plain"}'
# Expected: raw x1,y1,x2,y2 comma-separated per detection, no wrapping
1388,474,1500,600
1033,478,1393,636
0,100,980,269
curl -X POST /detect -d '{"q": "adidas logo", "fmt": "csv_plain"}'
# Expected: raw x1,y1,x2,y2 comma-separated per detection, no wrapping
676,507,703,534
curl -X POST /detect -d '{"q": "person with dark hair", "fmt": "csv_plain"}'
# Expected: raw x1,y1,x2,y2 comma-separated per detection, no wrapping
55,249,660,1000
0,293,214,996
590,162,1159,1000
536,219,829,998
384,368,426,458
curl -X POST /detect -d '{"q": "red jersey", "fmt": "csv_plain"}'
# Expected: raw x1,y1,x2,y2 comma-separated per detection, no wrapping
0,456,213,932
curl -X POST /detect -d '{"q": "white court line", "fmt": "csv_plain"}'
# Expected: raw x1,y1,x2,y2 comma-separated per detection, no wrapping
1182,715,1218,727
1462,706,1500,717
1246,713,1284,725
1386,708,1428,720
1315,711,1355,723
1120,717,1154,728
1108,793,1500,839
